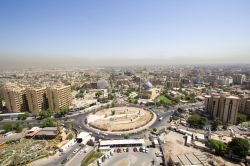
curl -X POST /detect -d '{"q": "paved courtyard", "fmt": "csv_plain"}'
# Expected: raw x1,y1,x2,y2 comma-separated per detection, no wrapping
102,147,162,166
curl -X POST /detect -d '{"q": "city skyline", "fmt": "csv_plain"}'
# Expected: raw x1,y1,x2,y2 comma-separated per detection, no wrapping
0,0,250,69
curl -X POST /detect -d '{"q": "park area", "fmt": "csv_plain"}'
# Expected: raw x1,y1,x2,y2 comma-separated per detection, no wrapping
0,138,50,165
155,96,172,106
87,107,154,132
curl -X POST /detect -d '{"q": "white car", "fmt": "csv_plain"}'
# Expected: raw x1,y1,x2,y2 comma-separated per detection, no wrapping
79,149,84,154
73,148,79,154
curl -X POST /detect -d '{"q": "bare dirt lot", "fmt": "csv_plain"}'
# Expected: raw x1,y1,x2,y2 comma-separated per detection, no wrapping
163,131,240,166
88,107,153,132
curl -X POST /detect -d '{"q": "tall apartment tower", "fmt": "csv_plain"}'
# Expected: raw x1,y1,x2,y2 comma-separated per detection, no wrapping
233,74,246,85
47,85,71,112
3,87,28,113
26,87,48,116
205,93,240,124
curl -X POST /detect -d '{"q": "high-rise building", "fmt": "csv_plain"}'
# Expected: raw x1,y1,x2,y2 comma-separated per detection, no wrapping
3,87,28,113
47,85,71,112
205,93,240,124
238,95,250,115
233,74,246,85
165,80,180,88
0,99,3,111
26,87,48,116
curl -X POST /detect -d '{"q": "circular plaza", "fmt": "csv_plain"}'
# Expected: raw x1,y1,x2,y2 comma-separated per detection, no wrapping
86,106,156,134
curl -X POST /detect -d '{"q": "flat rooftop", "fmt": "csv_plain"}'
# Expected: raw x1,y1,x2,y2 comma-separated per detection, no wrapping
100,139,145,146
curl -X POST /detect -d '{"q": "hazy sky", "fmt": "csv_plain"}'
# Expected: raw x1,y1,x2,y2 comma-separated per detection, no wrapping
0,0,250,68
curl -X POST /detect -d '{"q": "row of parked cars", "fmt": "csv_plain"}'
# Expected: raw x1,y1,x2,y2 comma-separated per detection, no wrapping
97,149,114,166
133,146,149,153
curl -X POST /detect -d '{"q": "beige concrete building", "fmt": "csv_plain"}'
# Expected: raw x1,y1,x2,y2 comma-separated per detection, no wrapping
165,80,180,89
47,85,71,112
205,93,240,124
3,87,28,113
26,87,48,116
238,95,250,115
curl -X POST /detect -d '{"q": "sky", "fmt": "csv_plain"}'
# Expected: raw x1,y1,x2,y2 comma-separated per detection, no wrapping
0,0,250,68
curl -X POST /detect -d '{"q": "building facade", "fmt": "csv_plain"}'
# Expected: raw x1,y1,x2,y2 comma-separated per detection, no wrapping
205,93,240,124
3,87,28,113
233,74,246,85
47,85,71,112
165,80,180,89
26,87,48,115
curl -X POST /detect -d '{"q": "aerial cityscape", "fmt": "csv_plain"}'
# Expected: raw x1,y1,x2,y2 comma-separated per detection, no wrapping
0,0,250,166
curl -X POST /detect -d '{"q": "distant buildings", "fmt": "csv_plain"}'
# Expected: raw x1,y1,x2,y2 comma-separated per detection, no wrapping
205,93,240,124
26,87,48,116
97,80,109,89
233,74,246,85
165,80,180,89
243,80,250,90
47,85,71,112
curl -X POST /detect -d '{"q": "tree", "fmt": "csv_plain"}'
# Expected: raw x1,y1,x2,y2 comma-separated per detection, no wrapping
66,133,74,140
39,109,52,119
3,122,14,132
17,112,29,120
95,91,103,98
228,137,250,158
209,139,227,156
211,118,221,131
187,114,208,129
111,110,115,115
124,134,129,139
14,122,24,133
222,123,229,130
42,117,55,127
56,107,69,117
237,113,247,124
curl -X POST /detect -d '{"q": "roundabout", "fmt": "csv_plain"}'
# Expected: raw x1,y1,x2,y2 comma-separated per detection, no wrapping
85,106,156,135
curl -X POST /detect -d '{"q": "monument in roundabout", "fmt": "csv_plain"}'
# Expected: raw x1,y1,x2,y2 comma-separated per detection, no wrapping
86,106,156,134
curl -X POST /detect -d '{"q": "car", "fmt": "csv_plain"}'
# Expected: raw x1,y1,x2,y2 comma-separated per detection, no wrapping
79,149,84,154
61,158,68,164
73,148,79,154
133,147,137,152
155,152,163,157
158,117,163,121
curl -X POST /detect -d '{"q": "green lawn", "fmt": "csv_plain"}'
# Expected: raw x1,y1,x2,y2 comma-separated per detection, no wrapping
81,151,103,166
240,121,250,127
155,96,172,106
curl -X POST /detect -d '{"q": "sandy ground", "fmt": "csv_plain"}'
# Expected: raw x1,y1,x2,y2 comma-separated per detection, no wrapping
163,131,201,158
89,107,153,132
163,131,240,166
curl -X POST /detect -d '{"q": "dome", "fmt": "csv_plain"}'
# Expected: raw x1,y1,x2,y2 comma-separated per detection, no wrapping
143,81,153,90
97,80,109,89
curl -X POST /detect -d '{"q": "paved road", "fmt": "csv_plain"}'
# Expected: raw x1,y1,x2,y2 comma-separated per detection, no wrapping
65,145,93,166
31,143,82,166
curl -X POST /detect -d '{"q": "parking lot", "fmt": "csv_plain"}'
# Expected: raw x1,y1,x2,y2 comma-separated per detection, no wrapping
100,147,163,166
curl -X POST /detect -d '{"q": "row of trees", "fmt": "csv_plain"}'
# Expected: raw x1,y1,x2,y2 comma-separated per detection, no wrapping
39,107,69,119
3,122,26,133
209,137,250,158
